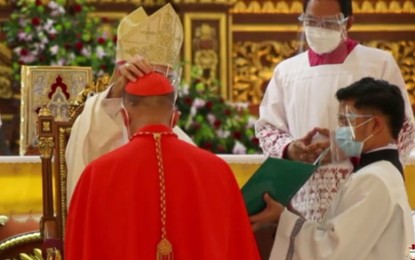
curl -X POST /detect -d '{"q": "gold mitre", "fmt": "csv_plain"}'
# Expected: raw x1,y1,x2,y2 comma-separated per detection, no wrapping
116,4,183,67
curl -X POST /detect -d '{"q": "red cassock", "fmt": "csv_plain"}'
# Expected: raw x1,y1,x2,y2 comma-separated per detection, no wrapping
65,125,260,260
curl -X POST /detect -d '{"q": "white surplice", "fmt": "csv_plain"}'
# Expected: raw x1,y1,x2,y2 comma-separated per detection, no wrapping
270,160,414,260
65,87,194,202
255,44,415,220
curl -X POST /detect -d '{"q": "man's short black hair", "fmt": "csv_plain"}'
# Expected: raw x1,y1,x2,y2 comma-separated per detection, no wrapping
303,0,353,17
336,77,405,139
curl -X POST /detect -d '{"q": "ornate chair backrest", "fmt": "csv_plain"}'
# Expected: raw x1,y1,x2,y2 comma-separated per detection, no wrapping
36,71,110,257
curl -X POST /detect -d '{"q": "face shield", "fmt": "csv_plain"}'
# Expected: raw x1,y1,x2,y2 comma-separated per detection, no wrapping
297,13,349,55
152,63,182,105
331,106,374,160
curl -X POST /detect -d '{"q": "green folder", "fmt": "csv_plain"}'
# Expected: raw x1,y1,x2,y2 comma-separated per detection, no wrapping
241,157,317,216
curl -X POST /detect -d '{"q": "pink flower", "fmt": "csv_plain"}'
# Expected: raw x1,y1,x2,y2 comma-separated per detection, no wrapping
232,141,247,154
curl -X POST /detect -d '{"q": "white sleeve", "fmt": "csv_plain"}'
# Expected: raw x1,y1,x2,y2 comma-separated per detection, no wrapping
382,53,415,164
66,88,122,204
271,175,396,260
172,126,194,145
255,67,293,158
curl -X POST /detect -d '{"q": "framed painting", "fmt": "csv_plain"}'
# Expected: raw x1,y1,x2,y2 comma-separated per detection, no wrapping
20,66,93,155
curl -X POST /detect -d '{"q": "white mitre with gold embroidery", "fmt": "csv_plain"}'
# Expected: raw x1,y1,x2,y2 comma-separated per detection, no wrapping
116,3,183,67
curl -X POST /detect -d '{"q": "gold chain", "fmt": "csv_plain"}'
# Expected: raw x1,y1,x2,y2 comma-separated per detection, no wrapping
134,131,174,259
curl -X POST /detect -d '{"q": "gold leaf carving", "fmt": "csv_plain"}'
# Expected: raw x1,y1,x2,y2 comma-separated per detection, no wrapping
232,40,415,106
230,0,415,14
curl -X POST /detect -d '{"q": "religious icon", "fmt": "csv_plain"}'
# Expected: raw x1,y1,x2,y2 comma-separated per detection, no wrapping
20,66,93,155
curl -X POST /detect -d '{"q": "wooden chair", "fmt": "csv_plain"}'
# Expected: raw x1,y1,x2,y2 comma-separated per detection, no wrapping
0,72,110,259
36,74,110,258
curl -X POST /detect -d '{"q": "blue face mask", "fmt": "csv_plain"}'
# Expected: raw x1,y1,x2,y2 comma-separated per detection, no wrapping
334,117,374,157
334,127,364,157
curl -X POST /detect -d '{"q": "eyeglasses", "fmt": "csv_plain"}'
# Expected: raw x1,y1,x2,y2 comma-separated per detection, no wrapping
298,13,348,30
338,113,373,127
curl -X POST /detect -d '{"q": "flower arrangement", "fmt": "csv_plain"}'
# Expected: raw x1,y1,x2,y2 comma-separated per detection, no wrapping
3,0,117,82
3,0,260,154
176,66,260,154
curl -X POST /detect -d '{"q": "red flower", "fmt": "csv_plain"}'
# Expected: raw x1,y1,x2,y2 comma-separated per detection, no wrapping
20,49,29,56
205,101,213,110
184,97,193,105
216,145,226,153
75,42,83,51
35,0,42,6
213,119,222,129
192,122,201,131
112,35,118,43
202,142,212,150
100,64,107,70
73,4,82,13
49,34,56,40
31,17,41,26
224,109,231,116
97,37,105,44
251,137,259,146
232,131,242,140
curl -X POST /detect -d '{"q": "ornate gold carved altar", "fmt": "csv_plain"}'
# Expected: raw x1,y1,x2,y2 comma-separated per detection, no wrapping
1,154,414,215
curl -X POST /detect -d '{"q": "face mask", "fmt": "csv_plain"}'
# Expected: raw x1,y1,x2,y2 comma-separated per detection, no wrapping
335,127,364,157
304,26,342,54
334,118,374,157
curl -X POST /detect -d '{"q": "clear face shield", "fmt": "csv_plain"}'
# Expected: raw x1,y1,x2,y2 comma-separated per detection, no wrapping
297,13,349,55
330,106,374,162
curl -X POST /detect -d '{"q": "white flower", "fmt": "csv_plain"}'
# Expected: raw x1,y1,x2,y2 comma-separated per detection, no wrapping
192,98,206,108
33,43,45,52
233,102,249,111
49,45,59,55
48,1,59,10
13,47,21,55
19,18,26,27
179,83,189,96
190,106,197,117
68,53,76,62
81,47,91,57
20,54,36,63
48,1,65,16
217,130,230,138
247,116,257,128
232,141,247,154
95,46,106,59
17,32,27,41
207,113,216,125
43,19,54,32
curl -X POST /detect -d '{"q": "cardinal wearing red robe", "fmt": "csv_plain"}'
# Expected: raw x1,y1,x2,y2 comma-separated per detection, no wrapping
65,71,260,260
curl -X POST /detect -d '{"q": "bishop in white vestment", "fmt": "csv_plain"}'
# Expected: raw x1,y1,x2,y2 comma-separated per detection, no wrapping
65,4,193,202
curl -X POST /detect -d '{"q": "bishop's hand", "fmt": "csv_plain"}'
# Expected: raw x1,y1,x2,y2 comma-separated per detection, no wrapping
108,55,153,98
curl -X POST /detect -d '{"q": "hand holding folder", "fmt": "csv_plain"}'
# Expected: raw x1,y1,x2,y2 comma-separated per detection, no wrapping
241,157,319,216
